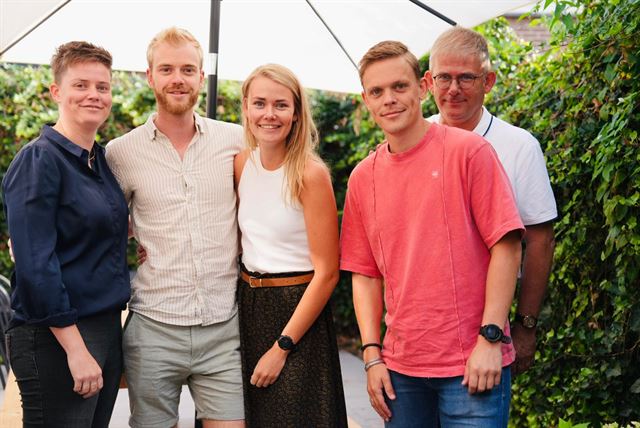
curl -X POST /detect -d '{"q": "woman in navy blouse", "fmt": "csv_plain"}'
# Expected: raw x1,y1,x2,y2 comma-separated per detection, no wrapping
2,41,130,427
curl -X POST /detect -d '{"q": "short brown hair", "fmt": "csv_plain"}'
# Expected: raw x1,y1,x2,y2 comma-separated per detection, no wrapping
359,40,421,83
50,41,112,83
147,27,203,69
429,27,491,72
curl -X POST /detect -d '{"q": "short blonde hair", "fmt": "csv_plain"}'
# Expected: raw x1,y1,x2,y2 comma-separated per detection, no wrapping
429,27,491,72
242,63,324,206
146,27,203,69
359,40,421,83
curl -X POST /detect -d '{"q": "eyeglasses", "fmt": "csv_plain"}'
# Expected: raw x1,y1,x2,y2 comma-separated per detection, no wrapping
432,73,485,90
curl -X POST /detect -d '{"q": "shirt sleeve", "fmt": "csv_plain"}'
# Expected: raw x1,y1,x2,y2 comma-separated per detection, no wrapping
512,134,558,225
339,173,382,278
467,143,525,248
3,146,77,326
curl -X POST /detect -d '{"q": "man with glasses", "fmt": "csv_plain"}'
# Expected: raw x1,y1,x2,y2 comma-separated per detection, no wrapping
426,26,557,375
340,40,524,427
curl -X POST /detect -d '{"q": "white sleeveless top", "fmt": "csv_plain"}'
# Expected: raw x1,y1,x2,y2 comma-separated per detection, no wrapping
238,150,312,273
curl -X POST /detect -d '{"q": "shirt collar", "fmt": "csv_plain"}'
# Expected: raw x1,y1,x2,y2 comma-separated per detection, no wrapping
143,111,206,141
472,106,492,136
42,125,99,158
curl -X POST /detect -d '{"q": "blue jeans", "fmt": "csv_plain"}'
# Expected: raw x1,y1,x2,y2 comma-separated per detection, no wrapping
6,311,123,428
385,368,511,428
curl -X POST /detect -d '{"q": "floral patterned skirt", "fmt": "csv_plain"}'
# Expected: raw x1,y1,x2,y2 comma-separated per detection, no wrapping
237,272,348,428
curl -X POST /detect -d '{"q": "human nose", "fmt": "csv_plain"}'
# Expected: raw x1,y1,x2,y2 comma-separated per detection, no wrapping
169,70,185,84
264,105,276,118
382,89,397,105
87,85,100,99
447,78,462,93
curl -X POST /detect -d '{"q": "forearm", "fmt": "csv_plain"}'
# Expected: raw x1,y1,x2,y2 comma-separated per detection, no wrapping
280,268,339,342
517,223,555,317
483,231,522,326
50,325,89,355
352,273,384,360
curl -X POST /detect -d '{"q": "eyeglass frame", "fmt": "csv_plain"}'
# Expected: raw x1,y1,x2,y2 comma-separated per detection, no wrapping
431,72,486,90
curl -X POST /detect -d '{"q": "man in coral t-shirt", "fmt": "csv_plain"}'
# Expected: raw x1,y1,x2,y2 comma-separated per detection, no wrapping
340,40,524,427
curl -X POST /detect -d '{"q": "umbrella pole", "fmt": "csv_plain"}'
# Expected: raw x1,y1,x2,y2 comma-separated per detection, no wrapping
206,0,221,120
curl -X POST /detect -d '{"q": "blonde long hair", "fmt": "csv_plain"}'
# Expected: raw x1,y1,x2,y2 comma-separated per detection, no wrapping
241,64,324,206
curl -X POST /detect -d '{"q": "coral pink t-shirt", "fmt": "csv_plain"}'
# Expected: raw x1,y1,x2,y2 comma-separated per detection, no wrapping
340,123,524,378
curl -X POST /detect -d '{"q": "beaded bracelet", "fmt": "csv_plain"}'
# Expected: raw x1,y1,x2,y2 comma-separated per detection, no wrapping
364,357,385,372
360,342,383,352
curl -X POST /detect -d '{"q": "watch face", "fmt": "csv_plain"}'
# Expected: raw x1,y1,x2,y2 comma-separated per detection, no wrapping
277,335,295,351
517,314,538,328
484,324,501,341
522,316,537,328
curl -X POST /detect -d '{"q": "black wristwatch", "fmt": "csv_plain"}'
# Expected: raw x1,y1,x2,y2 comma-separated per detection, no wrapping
277,335,297,351
479,324,512,344
515,313,538,329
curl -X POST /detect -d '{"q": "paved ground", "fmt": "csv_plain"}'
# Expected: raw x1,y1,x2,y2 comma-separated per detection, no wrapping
108,350,382,428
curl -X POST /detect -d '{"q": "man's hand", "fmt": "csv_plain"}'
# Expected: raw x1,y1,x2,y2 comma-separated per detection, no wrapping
366,363,395,422
462,339,503,394
250,343,288,388
511,323,536,375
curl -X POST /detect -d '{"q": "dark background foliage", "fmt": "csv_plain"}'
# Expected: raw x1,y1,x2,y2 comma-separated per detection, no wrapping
1,0,638,425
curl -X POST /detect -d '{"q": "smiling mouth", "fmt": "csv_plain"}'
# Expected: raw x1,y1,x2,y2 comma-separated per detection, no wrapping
259,124,280,129
382,110,405,117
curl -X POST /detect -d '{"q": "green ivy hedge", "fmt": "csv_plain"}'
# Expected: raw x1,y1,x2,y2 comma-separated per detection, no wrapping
1,0,638,424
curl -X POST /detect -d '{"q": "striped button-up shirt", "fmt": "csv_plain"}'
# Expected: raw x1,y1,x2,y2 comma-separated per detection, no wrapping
106,113,243,326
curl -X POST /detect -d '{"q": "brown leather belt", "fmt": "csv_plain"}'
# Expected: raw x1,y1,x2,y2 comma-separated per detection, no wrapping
241,271,314,288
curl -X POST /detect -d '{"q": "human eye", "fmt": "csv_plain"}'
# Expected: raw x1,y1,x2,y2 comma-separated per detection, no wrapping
73,81,87,89
459,74,476,83
368,87,382,97
158,66,171,74
97,84,110,93
276,102,289,110
394,82,409,91
436,74,452,83
252,100,265,108
183,66,197,75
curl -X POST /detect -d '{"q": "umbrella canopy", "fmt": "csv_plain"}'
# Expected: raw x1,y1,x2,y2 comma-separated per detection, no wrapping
1,0,536,95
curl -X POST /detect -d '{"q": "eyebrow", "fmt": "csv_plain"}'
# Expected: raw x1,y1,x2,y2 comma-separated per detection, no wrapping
251,96,290,103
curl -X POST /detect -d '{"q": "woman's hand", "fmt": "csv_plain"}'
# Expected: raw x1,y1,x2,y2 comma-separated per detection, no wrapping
137,244,147,265
67,348,104,398
49,325,103,399
250,343,289,388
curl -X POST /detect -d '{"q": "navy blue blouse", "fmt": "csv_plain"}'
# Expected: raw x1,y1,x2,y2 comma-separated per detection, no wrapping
2,125,130,328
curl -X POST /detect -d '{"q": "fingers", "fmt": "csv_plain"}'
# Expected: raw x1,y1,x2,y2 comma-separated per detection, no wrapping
367,365,393,422
463,367,502,394
250,370,277,388
74,374,104,398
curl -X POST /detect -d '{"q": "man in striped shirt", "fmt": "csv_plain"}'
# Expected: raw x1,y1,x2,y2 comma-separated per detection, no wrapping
106,27,245,428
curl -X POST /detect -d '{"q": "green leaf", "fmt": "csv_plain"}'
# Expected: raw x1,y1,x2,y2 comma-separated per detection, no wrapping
631,378,640,394
604,63,617,82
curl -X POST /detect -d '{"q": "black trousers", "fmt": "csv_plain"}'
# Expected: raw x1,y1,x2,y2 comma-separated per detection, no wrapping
6,311,123,428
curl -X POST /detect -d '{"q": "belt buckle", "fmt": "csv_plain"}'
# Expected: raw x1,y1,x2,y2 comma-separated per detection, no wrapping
249,276,263,288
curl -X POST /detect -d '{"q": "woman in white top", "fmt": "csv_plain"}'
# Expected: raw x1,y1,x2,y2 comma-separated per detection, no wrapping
234,64,347,427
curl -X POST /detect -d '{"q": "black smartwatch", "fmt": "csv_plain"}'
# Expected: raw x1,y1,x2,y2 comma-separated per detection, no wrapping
479,324,512,344
277,335,296,351
515,313,538,329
